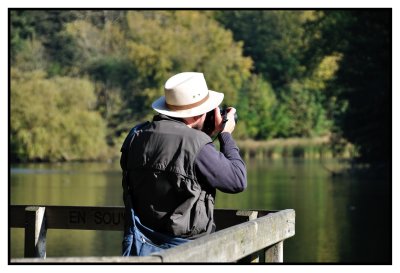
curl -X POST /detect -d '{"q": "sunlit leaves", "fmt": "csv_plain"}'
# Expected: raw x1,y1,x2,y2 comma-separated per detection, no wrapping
10,69,107,161
124,11,252,106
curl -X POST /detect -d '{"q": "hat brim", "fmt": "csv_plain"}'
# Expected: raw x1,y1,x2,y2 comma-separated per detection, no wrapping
152,90,224,118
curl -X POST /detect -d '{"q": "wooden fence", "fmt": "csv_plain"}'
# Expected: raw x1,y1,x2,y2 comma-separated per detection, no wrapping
9,205,295,263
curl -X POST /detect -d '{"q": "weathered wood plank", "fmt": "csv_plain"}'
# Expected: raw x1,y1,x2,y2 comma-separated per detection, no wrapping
45,206,125,230
11,210,294,263
265,241,283,262
10,255,162,263
214,209,260,231
237,211,260,263
155,209,295,263
11,205,271,231
10,205,294,263
11,205,125,231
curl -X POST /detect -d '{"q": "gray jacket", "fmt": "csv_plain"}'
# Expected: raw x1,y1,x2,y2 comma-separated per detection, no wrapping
126,114,216,239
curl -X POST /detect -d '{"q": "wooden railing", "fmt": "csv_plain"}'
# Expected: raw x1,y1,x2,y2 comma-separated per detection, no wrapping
9,205,295,263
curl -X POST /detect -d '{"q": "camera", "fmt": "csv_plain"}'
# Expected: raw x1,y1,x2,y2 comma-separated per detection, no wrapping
202,107,238,136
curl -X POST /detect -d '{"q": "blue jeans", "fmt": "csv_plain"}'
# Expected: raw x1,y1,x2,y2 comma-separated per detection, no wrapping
122,208,189,256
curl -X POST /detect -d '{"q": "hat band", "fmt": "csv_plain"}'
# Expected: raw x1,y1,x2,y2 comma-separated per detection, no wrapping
166,93,209,111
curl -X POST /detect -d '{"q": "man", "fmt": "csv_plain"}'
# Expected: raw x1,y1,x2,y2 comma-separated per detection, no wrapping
121,72,247,256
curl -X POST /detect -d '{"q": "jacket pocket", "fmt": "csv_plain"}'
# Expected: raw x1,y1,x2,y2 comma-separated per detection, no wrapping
191,191,209,235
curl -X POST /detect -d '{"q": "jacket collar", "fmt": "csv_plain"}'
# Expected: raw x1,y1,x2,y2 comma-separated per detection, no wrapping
153,114,185,124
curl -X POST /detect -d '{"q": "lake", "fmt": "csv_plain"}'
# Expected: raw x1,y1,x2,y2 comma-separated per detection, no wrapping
10,158,391,263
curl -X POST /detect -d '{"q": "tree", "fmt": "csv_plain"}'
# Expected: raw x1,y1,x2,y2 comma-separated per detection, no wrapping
236,75,277,139
123,11,252,110
10,68,107,162
215,10,317,90
10,10,254,161
307,10,391,168
55,11,253,144
216,10,336,138
278,55,340,137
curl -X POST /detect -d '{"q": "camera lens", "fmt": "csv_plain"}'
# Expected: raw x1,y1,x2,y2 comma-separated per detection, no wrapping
202,107,238,136
202,109,215,136
221,108,238,123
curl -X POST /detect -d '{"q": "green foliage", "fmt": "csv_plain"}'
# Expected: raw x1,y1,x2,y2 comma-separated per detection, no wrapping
10,10,254,161
216,10,315,89
10,68,107,162
276,55,340,137
12,38,47,71
278,82,328,137
123,11,252,109
10,10,81,67
217,10,338,139
235,75,277,139
60,19,132,142
306,10,391,167
62,11,252,140
10,9,387,166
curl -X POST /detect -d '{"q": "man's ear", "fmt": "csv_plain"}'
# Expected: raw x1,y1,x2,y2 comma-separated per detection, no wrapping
183,114,205,127
193,114,204,121
183,116,196,125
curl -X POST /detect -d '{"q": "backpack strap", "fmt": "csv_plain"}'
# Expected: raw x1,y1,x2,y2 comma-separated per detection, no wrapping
120,121,150,169
120,121,150,206
121,121,151,256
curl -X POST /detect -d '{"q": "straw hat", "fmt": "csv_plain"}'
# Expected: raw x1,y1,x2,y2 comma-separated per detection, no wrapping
152,72,224,118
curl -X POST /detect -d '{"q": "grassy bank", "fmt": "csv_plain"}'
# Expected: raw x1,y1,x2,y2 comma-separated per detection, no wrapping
236,136,356,160
11,136,355,164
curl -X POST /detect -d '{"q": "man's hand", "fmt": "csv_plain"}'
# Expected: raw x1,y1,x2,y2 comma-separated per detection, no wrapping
222,107,236,134
212,107,236,135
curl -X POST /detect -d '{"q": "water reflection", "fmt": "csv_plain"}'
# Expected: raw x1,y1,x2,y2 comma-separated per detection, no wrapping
10,159,391,263
216,158,390,263
215,159,346,262
10,162,123,206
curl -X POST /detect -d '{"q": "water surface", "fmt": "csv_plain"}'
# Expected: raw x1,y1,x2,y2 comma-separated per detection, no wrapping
10,159,391,263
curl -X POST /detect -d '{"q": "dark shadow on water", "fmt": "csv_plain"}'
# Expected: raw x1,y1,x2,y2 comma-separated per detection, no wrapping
337,166,392,264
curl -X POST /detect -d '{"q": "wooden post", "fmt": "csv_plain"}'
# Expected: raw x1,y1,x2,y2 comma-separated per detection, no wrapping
265,241,283,263
24,206,46,258
237,211,260,263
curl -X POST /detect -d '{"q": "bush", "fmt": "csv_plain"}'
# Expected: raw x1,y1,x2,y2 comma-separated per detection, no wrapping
10,68,108,161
